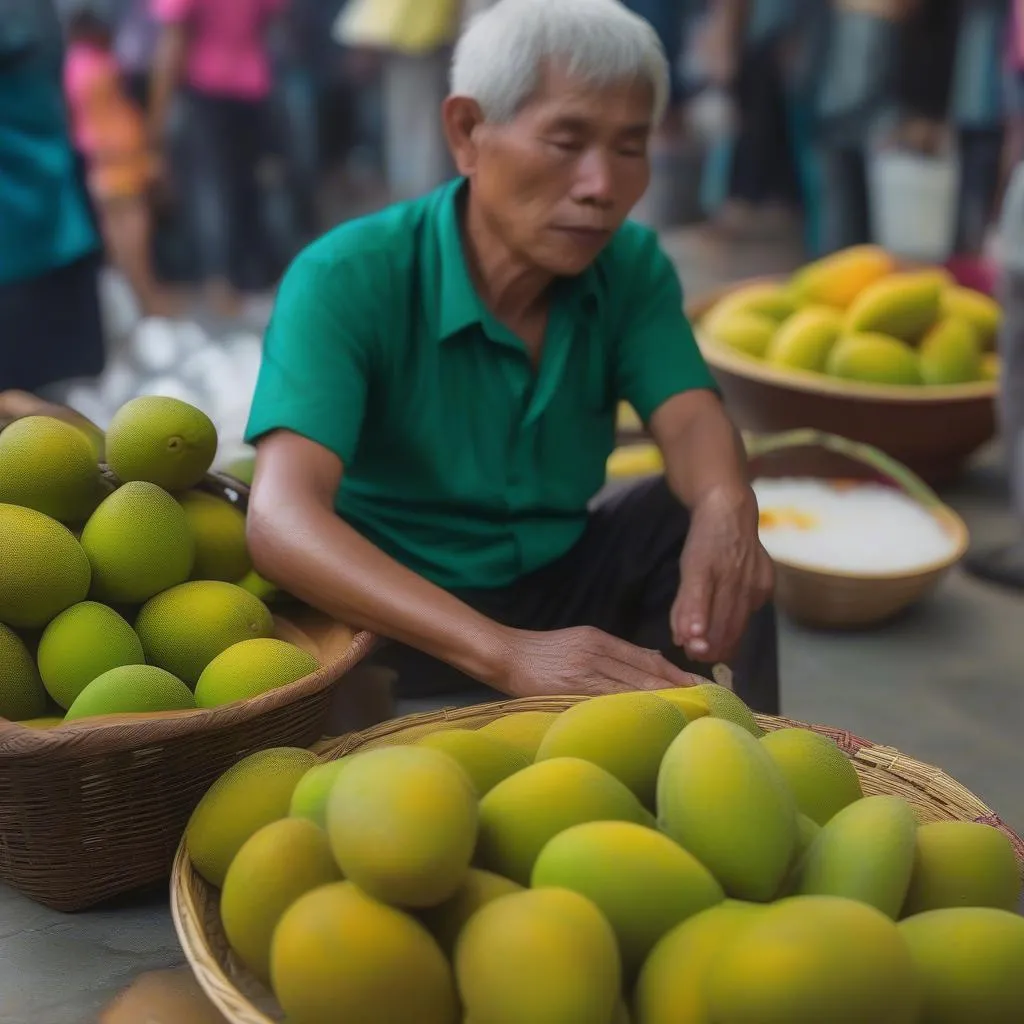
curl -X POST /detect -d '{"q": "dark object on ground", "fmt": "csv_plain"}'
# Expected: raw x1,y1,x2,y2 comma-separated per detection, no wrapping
963,541,1024,592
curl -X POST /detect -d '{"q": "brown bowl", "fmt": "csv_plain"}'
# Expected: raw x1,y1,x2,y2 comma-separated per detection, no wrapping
688,279,999,487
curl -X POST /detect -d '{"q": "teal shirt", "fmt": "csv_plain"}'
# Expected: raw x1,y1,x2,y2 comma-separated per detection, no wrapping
0,3,99,285
246,179,715,591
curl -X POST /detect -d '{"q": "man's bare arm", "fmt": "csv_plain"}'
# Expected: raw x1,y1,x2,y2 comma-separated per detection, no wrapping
147,23,186,147
247,430,515,687
247,430,696,696
647,390,772,662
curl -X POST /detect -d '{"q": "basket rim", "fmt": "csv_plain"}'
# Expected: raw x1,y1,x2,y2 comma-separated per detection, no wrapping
170,699,1024,1024
0,629,377,758
689,275,998,405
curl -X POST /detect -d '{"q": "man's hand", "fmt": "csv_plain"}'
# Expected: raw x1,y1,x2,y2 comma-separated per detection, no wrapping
500,626,702,698
671,486,773,664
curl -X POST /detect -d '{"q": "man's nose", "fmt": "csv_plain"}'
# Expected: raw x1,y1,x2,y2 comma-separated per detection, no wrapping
570,149,615,207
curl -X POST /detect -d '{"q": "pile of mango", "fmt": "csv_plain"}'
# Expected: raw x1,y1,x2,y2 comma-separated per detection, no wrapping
0,397,316,727
701,245,1002,387
185,685,1024,1024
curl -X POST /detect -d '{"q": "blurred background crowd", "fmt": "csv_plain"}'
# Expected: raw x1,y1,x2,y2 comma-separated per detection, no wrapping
3,0,1024,451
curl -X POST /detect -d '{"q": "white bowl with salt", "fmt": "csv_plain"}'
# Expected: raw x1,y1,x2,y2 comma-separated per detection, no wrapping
751,477,968,628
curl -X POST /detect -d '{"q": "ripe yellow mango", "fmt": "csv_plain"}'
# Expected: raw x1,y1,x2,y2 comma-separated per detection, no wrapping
477,757,650,885
705,310,778,359
844,272,942,342
899,907,1024,1023
940,286,1001,349
901,821,1022,916
795,795,918,918
635,900,766,1024
455,888,621,1024
759,727,863,826
657,718,798,901
532,820,723,976
708,895,922,1024
703,282,797,328
536,692,685,808
767,306,843,372
789,245,896,309
826,333,922,386
326,745,478,908
917,317,982,386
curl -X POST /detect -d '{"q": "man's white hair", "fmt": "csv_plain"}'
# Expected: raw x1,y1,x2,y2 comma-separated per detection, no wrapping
450,0,670,125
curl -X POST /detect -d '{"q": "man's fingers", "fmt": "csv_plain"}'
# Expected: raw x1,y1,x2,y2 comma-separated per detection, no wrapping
596,634,698,689
672,565,714,651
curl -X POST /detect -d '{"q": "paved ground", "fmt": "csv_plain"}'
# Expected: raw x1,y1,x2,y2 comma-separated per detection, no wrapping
1,225,1022,1024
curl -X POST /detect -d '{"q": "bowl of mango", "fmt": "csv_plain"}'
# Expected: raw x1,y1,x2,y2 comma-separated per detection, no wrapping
690,246,1001,486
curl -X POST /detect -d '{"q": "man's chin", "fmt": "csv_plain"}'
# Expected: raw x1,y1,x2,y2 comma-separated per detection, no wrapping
536,248,604,280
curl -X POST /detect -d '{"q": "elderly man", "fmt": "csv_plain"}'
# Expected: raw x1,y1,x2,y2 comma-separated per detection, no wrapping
245,0,778,712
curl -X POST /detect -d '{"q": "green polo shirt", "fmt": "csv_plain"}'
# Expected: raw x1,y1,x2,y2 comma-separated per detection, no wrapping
245,178,714,591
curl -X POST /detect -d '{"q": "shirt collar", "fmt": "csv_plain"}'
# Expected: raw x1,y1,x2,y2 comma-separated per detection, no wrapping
430,178,601,344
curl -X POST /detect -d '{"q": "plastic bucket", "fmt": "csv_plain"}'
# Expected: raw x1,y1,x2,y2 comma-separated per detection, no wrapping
868,148,960,263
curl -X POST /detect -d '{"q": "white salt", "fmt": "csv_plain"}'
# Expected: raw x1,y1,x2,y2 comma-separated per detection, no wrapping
752,477,959,575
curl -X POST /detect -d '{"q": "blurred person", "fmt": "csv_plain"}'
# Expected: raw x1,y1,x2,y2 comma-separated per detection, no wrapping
148,0,289,318
1004,0,1024,184
64,7,176,318
243,0,778,712
949,0,1008,261
0,0,105,396
712,0,805,239
337,0,461,201
114,0,160,108
965,160,1024,589
813,0,921,253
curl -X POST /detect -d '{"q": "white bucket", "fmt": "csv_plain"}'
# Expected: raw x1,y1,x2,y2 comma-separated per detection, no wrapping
868,148,960,263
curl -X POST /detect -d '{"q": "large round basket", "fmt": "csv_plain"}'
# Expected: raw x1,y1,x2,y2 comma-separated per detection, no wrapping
745,429,970,629
171,697,1024,1024
689,278,998,487
0,403,375,911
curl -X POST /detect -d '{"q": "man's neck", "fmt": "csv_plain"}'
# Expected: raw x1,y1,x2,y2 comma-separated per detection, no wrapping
462,193,553,324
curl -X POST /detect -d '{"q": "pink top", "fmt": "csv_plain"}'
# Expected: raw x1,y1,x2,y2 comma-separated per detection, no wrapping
1010,0,1024,72
64,42,146,158
151,0,288,100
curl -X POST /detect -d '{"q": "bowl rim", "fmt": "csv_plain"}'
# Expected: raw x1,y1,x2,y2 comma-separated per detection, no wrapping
699,333,998,403
755,489,970,582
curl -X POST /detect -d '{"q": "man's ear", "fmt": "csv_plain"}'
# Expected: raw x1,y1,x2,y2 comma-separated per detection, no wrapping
442,95,485,177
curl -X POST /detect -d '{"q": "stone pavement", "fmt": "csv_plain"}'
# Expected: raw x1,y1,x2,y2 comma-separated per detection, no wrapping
1,226,1022,1023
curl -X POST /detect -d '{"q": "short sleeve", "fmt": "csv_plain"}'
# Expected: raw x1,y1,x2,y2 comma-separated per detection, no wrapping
150,0,194,24
244,253,374,466
614,231,717,422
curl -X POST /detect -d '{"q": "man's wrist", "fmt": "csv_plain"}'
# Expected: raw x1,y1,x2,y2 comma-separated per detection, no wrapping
693,481,758,519
451,619,521,694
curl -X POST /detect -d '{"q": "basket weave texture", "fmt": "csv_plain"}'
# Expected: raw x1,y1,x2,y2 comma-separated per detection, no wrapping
0,468,374,912
171,696,1024,1024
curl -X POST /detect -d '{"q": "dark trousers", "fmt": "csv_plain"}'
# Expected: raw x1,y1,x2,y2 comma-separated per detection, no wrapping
369,477,780,714
728,40,802,207
818,144,872,254
955,126,1005,256
180,90,274,291
0,252,104,393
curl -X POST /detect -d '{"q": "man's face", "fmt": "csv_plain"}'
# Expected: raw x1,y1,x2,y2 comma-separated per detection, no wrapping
463,65,654,276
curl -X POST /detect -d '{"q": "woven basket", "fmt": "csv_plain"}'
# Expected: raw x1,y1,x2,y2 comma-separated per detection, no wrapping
171,697,1024,1024
0,408,375,911
689,277,998,487
746,429,969,629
